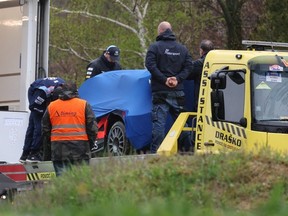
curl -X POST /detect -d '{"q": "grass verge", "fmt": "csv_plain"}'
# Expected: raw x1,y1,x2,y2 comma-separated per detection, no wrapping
2,149,288,215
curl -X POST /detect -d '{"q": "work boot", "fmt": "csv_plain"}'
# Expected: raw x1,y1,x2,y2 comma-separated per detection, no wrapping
26,151,42,162
19,150,30,163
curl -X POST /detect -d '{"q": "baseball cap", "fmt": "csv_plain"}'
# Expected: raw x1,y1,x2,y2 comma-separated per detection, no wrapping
106,45,120,61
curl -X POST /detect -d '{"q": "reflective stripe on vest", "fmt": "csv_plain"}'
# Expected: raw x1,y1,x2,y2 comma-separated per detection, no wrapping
48,98,88,141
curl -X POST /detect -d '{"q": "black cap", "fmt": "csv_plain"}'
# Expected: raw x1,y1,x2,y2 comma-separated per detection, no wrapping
106,45,120,61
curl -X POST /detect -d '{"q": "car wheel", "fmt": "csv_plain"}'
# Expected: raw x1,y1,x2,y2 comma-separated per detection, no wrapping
106,121,130,156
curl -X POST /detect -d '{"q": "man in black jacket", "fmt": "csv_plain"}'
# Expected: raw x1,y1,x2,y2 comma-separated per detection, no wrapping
188,39,214,111
145,21,193,153
85,45,122,80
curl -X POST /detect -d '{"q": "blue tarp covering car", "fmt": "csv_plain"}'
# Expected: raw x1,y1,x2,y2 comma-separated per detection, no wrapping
78,69,152,150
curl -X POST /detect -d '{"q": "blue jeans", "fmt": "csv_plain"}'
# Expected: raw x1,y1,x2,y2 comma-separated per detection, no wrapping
151,91,192,153
23,111,43,152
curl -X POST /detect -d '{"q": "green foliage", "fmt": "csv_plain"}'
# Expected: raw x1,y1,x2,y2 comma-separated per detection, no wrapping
3,150,288,215
48,0,288,86
48,0,222,83
252,0,288,43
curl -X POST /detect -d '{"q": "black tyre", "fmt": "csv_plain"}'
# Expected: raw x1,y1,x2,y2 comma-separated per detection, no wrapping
106,121,130,156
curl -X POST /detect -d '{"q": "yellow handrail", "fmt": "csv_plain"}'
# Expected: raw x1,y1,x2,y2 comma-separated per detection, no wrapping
157,112,197,156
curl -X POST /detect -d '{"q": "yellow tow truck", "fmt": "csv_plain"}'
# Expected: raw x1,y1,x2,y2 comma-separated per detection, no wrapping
158,40,288,156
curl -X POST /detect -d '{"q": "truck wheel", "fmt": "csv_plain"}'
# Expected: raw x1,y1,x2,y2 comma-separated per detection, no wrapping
106,121,130,156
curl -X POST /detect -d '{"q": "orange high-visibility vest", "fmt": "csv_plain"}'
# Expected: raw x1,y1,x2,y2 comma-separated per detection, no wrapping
48,98,89,141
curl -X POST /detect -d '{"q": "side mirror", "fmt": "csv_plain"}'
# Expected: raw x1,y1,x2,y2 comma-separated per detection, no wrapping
210,73,226,89
211,90,225,121
239,117,247,127
228,72,245,85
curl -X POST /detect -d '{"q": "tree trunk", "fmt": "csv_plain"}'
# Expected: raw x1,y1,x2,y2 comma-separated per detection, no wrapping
217,0,246,49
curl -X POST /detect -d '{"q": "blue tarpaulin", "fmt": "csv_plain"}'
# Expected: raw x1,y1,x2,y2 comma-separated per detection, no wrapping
78,69,152,150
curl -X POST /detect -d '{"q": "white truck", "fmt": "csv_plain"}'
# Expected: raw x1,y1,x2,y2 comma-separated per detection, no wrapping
0,0,50,163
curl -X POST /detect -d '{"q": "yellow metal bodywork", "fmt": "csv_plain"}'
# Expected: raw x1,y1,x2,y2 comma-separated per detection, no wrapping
157,112,196,156
157,49,288,156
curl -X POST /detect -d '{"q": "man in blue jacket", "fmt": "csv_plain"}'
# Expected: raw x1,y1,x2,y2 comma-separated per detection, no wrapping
145,21,193,153
19,77,65,162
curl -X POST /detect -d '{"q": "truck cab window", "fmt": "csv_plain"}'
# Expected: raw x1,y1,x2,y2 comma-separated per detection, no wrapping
223,72,245,122
252,65,288,121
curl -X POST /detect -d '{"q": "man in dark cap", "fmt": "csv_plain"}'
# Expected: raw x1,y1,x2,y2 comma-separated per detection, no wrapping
42,81,98,176
85,45,122,80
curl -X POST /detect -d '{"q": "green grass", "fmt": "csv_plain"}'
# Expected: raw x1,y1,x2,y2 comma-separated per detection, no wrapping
2,149,288,215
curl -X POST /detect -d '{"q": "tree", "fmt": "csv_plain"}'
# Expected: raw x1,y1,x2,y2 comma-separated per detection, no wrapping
252,0,288,43
193,0,252,49
49,0,206,83
48,0,265,84
50,0,152,84
219,0,248,49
